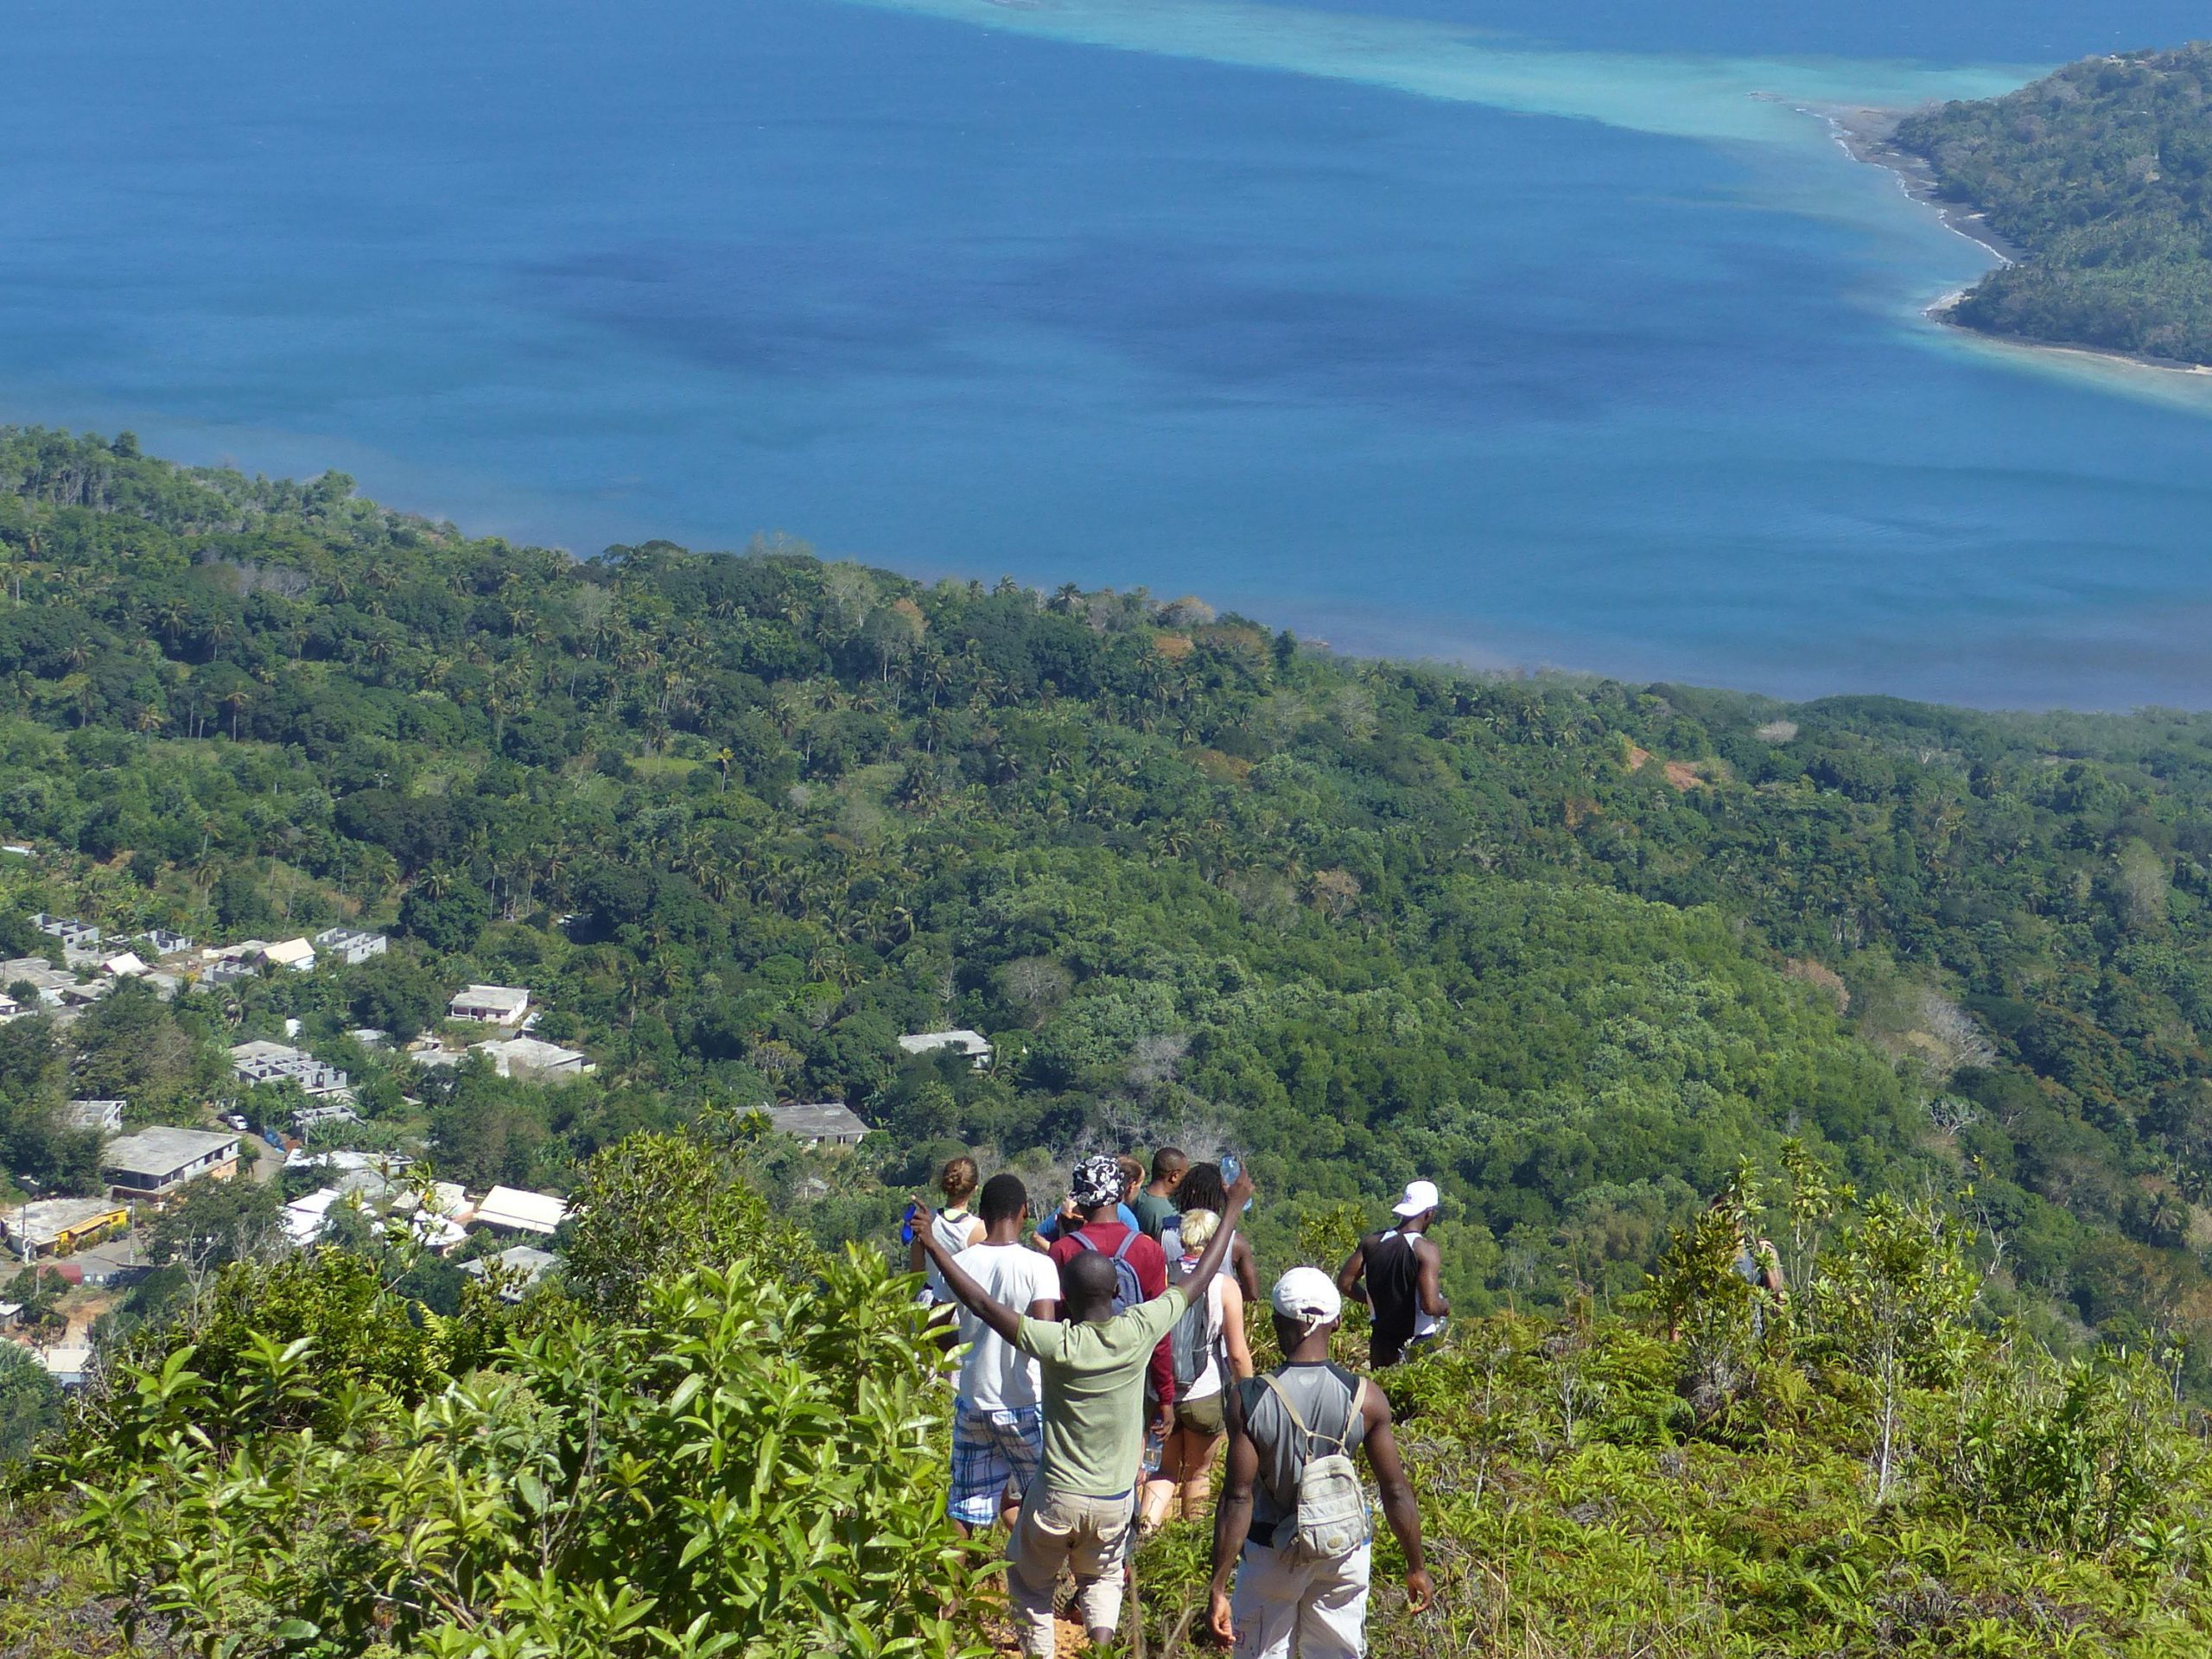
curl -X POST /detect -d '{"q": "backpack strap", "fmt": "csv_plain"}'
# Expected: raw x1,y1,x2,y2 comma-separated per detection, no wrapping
1110,1229,1139,1264
1260,1371,1363,1456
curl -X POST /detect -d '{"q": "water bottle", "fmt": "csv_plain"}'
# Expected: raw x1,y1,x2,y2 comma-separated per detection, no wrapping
1221,1154,1252,1213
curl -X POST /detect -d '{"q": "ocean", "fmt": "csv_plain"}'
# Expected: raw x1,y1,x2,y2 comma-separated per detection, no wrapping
3,0,2210,707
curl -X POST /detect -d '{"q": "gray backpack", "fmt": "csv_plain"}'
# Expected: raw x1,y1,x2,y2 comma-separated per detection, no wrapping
1261,1373,1370,1559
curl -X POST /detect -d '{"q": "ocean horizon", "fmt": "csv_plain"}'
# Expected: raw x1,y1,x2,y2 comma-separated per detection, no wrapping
5,0,2212,708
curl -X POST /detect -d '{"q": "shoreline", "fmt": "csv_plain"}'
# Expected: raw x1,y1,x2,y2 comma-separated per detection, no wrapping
1808,101,2212,384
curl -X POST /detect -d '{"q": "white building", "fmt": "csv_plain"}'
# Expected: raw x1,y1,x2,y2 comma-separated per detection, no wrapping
898,1028,995,1069
229,1039,349,1096
100,950,148,979
449,984,531,1027
315,927,388,966
765,1102,870,1148
262,938,317,972
138,929,194,957
65,1098,124,1135
33,914,99,950
476,1035,594,1081
103,1127,241,1198
472,1185,569,1236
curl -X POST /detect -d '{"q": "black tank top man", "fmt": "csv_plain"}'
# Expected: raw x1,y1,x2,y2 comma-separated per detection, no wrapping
1363,1229,1422,1368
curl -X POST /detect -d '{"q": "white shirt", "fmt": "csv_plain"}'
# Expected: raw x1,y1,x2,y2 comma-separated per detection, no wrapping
952,1241,1062,1411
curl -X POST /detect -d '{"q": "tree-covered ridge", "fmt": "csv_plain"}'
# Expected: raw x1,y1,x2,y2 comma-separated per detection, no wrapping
8,427,2212,1370
1894,43,2212,364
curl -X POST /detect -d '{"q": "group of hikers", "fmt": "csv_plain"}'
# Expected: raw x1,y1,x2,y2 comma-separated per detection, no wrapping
906,1147,1452,1657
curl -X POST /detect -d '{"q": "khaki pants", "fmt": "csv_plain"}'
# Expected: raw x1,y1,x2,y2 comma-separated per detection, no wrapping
1231,1540,1372,1658
1007,1487,1134,1656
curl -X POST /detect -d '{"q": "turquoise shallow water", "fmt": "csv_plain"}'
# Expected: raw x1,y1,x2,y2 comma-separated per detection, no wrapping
3,0,2211,705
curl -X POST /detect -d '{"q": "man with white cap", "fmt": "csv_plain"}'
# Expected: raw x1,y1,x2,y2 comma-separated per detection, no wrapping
1336,1179,1449,1370
1209,1267,1432,1656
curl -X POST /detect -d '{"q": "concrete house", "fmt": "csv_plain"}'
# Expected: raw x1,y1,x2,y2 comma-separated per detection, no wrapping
32,915,99,950
2,1197,130,1258
230,1039,350,1096
138,929,194,957
449,984,531,1027
314,927,388,966
103,1127,241,1198
477,1035,594,1081
765,1102,870,1148
65,1098,124,1135
898,1028,995,1069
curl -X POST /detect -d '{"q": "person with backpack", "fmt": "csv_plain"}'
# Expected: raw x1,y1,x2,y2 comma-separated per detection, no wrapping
1209,1268,1433,1658
908,1155,988,1313
1335,1179,1450,1369
1046,1152,1176,1429
917,1161,1258,1657
1138,1206,1253,1534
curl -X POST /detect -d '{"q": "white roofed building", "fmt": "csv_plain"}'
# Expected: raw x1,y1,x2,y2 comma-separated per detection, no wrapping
449,984,531,1027
104,1127,241,1198
764,1102,870,1148
898,1028,995,1068
477,1035,593,1081
473,1185,569,1236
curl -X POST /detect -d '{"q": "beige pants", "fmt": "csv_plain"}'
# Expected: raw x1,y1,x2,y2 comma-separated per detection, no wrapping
1007,1487,1134,1656
1231,1540,1372,1659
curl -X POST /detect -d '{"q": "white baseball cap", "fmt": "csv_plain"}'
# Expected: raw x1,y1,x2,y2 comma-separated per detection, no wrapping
1270,1267,1343,1332
1393,1179,1440,1218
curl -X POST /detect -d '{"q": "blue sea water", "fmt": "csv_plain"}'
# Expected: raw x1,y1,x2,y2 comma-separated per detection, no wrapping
3,0,2211,706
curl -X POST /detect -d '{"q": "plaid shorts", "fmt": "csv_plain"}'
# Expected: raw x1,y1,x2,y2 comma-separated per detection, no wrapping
949,1398,1045,1526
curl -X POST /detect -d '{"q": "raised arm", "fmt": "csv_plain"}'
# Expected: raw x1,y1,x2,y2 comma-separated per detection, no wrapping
1361,1386,1433,1614
913,1213,1026,1344
1415,1236,1450,1319
1218,1276,1254,1380
1208,1382,1260,1643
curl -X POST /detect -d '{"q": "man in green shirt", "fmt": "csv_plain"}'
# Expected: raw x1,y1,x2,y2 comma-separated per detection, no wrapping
1131,1146,1187,1242
919,1160,1255,1656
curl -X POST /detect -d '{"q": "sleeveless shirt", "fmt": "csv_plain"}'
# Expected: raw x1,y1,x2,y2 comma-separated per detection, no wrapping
1234,1361,1368,1548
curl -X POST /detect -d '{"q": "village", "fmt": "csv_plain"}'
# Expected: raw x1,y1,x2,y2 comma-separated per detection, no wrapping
1,902,996,1387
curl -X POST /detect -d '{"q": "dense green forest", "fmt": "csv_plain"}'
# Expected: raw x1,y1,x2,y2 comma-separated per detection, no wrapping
10,430,2212,1650
10,1132,2212,1656
3,424,2212,1368
1894,43,2212,364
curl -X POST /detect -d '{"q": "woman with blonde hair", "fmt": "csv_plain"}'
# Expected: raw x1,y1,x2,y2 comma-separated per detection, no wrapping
1139,1205,1253,1531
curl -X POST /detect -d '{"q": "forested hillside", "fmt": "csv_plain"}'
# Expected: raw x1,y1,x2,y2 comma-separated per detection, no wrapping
1895,44,2212,363
3,427,2212,1372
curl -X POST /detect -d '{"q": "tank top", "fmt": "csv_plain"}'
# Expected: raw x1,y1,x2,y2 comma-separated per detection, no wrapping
1175,1252,1227,1401
1236,1362,1367,1548
1365,1229,1423,1352
922,1206,977,1303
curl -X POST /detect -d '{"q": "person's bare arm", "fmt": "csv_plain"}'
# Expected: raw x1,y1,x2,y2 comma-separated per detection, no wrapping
1336,1237,1369,1305
1208,1384,1260,1643
914,1216,1027,1344
1415,1236,1450,1319
1219,1278,1254,1379
1231,1233,1261,1302
1361,1387,1433,1613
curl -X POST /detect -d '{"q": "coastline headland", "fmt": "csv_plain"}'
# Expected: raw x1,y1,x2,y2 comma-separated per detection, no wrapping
1814,101,2212,382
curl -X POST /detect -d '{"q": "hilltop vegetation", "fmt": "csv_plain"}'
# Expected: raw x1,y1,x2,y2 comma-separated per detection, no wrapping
10,1134,2212,1657
4,427,2212,1371
1895,44,2212,364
